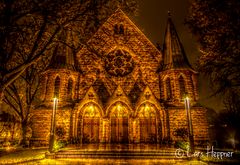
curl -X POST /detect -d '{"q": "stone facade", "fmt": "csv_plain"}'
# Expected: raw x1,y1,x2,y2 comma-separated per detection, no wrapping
31,9,209,146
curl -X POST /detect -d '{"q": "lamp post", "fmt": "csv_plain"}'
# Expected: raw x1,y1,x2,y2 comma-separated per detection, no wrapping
184,96,195,153
49,98,58,153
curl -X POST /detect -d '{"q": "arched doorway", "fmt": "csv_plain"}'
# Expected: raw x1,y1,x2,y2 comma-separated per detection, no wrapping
82,103,101,143
109,102,129,143
137,103,158,143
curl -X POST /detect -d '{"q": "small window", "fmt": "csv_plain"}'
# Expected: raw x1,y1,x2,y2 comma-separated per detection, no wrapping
165,78,172,100
179,75,186,99
67,78,73,99
54,76,60,98
114,24,124,35
114,25,118,34
119,25,124,34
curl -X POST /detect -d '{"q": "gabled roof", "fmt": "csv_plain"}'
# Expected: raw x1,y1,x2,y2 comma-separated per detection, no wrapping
77,8,162,64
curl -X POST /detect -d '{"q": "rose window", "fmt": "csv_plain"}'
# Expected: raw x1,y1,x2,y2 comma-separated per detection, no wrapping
104,49,135,77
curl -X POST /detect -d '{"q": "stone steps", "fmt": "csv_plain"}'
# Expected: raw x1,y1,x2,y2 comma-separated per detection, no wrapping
46,148,187,159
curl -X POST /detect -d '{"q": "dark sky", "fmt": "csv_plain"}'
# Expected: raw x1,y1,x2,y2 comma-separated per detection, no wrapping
130,0,223,111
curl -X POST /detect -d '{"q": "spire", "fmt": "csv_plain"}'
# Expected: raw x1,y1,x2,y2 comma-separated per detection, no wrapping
162,14,193,71
48,30,76,70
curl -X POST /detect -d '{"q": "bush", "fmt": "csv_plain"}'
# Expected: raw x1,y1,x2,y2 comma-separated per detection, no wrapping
174,128,188,141
174,141,189,151
53,140,66,151
55,126,65,139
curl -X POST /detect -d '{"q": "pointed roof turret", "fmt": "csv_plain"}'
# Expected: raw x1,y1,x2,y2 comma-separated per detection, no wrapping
48,30,76,70
162,13,194,71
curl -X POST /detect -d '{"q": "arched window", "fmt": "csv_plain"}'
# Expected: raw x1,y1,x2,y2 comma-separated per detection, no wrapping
113,24,124,35
165,78,172,100
114,25,118,34
119,25,124,34
190,74,195,99
67,78,73,99
179,75,186,99
54,76,60,98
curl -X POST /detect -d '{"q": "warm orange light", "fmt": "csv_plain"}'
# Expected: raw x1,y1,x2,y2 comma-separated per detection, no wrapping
144,105,150,113
53,98,58,107
117,103,121,111
90,104,94,112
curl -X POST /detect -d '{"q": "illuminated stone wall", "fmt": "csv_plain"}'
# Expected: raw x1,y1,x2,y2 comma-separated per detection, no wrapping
38,69,79,107
31,108,71,146
168,107,209,144
31,9,210,146
76,9,161,100
159,70,198,105
31,104,209,146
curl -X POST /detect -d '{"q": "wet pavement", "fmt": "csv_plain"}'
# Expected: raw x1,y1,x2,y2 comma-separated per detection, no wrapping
20,159,208,165
2,144,238,165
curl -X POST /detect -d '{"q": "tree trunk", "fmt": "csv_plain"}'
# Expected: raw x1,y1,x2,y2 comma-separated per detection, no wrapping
0,87,3,104
11,123,16,141
19,121,28,147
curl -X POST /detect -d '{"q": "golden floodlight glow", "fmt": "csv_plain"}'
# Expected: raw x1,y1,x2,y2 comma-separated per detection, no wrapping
145,105,149,110
90,104,94,112
29,9,210,149
117,103,121,111
53,97,58,106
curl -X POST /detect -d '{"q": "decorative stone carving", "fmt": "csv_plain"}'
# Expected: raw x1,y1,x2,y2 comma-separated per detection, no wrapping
104,49,135,77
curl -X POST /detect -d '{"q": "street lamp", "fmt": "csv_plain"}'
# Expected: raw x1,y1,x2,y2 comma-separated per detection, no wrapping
49,98,58,153
184,96,195,153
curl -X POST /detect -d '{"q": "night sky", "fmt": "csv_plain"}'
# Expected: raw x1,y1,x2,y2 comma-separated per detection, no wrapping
130,0,223,111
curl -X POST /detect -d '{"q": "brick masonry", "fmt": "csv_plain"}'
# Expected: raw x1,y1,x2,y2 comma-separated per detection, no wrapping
31,9,209,146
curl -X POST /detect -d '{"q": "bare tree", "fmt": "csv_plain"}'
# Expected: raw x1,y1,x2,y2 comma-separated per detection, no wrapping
186,0,240,149
185,0,240,95
3,64,42,146
0,0,138,101
1,0,138,146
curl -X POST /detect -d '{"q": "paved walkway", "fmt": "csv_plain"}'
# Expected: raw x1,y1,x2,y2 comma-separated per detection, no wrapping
0,148,47,164
0,145,239,164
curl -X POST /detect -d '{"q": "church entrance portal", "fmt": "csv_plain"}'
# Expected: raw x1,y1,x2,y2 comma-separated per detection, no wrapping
82,104,100,143
138,103,158,143
110,102,129,143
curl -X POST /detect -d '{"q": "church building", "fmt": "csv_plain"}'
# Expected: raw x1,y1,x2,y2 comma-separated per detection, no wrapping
31,9,209,145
